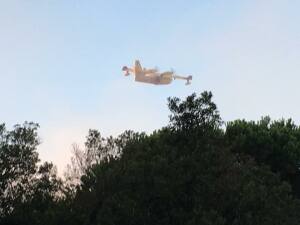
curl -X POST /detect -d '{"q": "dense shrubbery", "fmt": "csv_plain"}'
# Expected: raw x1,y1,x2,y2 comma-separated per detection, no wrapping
1,91,300,225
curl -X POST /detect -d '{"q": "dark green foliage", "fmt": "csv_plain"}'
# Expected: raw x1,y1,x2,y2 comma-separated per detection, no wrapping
0,122,40,216
168,91,222,132
67,92,300,225
0,123,64,225
1,92,300,225
225,117,300,197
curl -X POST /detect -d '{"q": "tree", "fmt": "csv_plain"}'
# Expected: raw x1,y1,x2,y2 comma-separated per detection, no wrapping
168,91,222,132
0,122,64,225
0,122,40,216
68,92,300,225
3,92,300,225
225,116,300,197
65,129,143,186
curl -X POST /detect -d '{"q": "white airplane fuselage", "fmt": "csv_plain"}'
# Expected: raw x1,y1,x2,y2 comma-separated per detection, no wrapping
135,71,173,85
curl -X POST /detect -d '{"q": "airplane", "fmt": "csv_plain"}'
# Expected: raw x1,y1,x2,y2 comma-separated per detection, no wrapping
122,60,192,85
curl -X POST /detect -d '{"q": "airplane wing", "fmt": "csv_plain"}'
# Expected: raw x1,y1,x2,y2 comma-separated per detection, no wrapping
135,60,143,74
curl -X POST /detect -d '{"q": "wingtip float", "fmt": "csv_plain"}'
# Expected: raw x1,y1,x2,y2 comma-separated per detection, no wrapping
122,60,192,85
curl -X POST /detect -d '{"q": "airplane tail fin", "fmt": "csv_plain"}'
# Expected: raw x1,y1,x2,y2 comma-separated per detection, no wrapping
134,60,142,74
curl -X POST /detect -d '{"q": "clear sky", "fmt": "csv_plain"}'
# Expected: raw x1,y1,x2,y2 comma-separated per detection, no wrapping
1,0,299,173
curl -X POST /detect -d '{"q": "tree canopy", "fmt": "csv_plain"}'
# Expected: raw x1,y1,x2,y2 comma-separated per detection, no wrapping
1,91,300,225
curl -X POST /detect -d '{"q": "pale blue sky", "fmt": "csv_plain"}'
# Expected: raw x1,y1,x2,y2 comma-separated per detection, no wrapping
1,1,299,173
